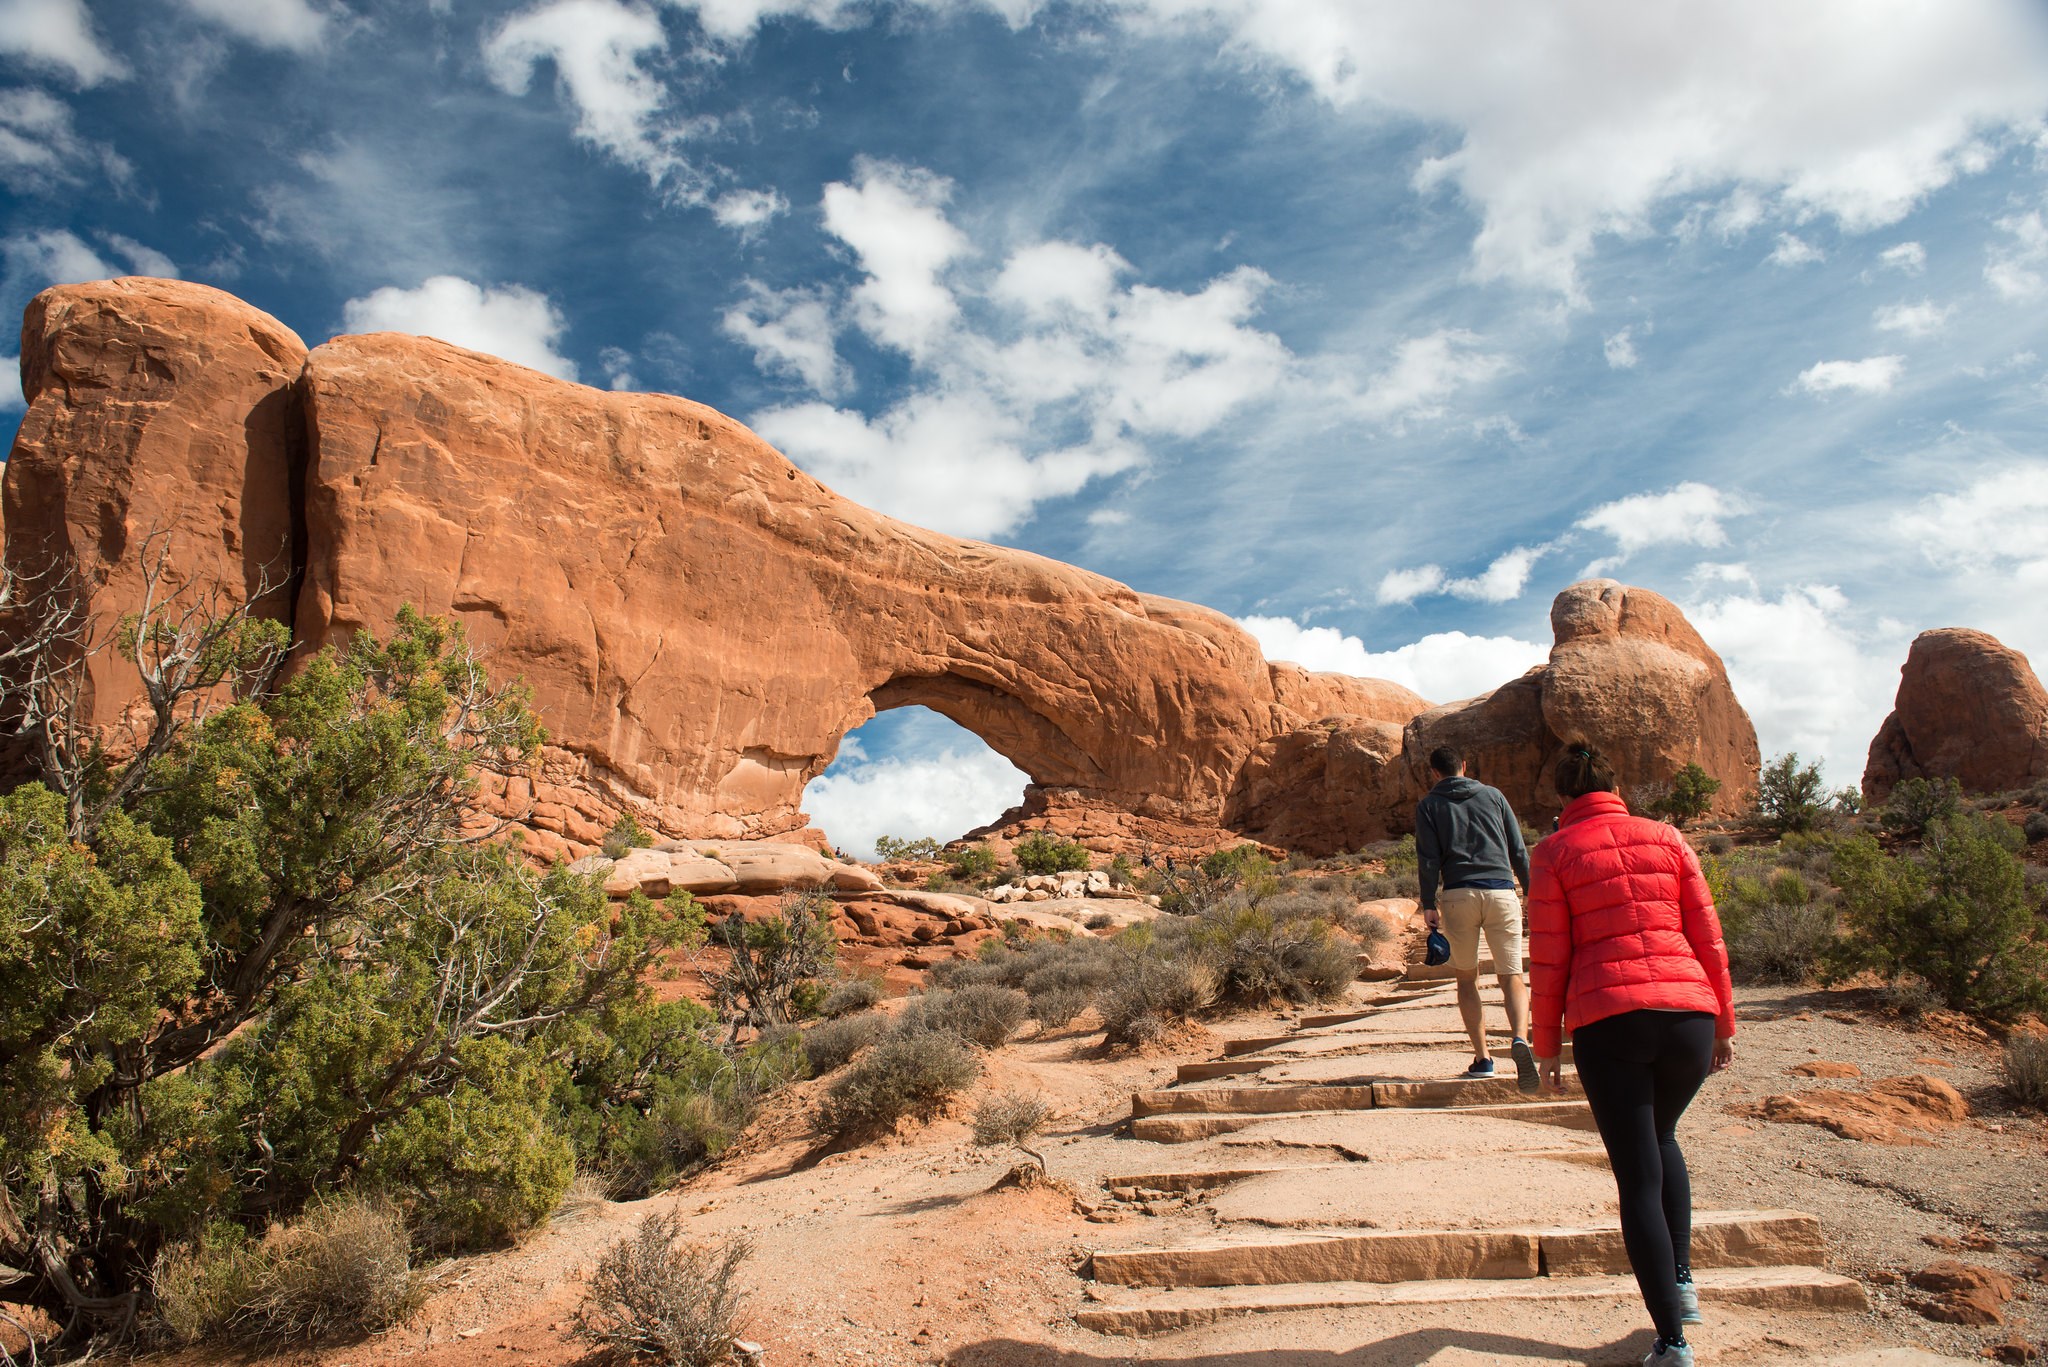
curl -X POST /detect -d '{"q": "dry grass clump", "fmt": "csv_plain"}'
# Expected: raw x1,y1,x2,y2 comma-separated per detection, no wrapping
153,1196,422,1345
573,1212,750,1367
802,1011,884,1075
897,985,1030,1048
971,1090,1053,1172
2003,1033,2048,1111
819,1028,981,1135
817,975,883,1018
1099,953,1219,1047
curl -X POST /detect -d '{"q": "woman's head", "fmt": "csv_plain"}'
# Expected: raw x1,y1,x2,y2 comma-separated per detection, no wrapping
1554,741,1617,800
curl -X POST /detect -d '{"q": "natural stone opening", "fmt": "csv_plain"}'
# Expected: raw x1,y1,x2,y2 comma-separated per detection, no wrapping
802,704,1029,861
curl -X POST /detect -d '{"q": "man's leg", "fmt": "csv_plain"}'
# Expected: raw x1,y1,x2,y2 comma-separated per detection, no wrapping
1502,972,1531,1044
1477,890,1531,1043
1439,890,1490,1066
1454,967,1487,1064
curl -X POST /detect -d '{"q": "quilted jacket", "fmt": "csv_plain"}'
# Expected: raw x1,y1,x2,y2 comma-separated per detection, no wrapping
1527,790,1736,1059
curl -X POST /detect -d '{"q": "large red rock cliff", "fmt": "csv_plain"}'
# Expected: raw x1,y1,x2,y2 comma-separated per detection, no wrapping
1862,628,2048,802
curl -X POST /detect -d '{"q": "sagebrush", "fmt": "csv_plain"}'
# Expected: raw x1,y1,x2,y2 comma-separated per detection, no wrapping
574,1212,750,1367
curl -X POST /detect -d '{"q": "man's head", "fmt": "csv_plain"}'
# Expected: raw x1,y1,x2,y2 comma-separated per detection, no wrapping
1428,745,1465,779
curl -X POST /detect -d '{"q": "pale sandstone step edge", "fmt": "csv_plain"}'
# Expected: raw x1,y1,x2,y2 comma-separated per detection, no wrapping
1072,1265,1868,1336
1086,1209,1821,1289
1103,1150,1605,1193
1135,1098,1596,1143
1133,1074,1581,1118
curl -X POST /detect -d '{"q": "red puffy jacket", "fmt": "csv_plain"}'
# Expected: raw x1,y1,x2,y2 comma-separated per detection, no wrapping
1527,790,1736,1059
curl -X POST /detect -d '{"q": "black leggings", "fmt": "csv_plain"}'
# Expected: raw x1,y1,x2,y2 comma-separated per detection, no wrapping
1571,1009,1716,1340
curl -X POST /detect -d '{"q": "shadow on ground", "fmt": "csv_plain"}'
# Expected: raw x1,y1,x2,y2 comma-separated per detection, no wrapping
945,1328,1653,1366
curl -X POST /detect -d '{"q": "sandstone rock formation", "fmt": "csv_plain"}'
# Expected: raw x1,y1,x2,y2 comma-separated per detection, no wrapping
1228,580,1761,851
1862,628,2048,803
3,278,1760,862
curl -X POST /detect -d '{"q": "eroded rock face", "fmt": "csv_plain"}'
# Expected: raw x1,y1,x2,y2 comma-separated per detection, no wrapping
1862,628,2048,802
2,279,305,730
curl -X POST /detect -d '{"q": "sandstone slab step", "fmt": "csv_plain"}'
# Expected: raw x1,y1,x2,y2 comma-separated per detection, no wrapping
1087,1209,1823,1289
1209,1110,1604,1162
1133,1096,1595,1142
1135,1073,1580,1119
1206,1153,1616,1230
1073,1263,1867,1336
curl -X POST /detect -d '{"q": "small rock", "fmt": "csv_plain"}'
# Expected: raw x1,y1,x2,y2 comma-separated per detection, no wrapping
1867,1269,1901,1286
1909,1260,2015,1326
733,1341,767,1367
1985,1338,2039,1364
1790,1061,1862,1079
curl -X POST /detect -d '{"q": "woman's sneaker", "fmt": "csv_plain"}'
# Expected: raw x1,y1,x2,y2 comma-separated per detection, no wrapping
1511,1038,1540,1093
1643,1336,1694,1365
1677,1279,1702,1324
1462,1057,1496,1078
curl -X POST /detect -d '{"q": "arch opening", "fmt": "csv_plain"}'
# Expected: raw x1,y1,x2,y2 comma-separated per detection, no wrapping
802,706,1030,862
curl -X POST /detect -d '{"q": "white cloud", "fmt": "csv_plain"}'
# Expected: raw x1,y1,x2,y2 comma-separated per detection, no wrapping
1688,561,1757,592
1791,354,1905,395
722,280,847,397
1603,328,1638,369
341,276,578,380
0,0,126,86
1767,232,1826,267
2,353,22,411
747,159,1318,537
1892,462,2048,577
711,186,787,231
1872,299,1952,337
803,745,1028,862
599,344,637,389
1376,564,1444,605
1878,241,1927,274
1576,481,1748,560
1078,0,2048,299
177,0,330,51
1087,507,1130,527
1240,614,1548,705
1686,585,1901,791
1349,328,1511,425
0,86,130,193
98,232,176,278
483,0,711,201
2,227,113,286
1985,210,2047,300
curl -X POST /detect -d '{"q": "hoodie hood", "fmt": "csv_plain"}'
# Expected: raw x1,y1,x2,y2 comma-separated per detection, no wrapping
1431,775,1489,803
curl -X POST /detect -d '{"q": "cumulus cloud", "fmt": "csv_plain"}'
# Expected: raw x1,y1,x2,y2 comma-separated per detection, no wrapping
0,86,130,193
803,740,1028,861
1686,585,1902,790
1376,564,1445,605
1792,354,1905,395
1872,299,1952,337
745,158,1371,538
1985,210,2046,300
1377,544,1550,606
711,186,787,231
98,232,176,277
1349,329,1512,426
1603,328,1638,369
1878,241,1927,273
2,227,113,286
1892,462,2048,580
1576,481,1748,562
1767,233,1826,267
177,0,330,50
342,276,578,380
0,0,126,86
484,0,712,201
1240,615,1548,705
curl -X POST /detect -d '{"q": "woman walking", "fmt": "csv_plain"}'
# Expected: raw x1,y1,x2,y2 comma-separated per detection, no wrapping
1528,743,1736,1367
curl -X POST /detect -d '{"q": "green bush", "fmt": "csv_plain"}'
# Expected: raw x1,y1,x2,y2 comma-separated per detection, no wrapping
1829,812,2048,1018
874,835,943,862
1012,832,1092,875
1192,901,1357,1006
708,889,839,1030
818,975,883,1018
602,811,653,859
898,985,1030,1048
803,1013,883,1075
819,1030,980,1135
1201,843,1272,882
1027,984,1091,1030
1713,865,1837,984
1106,854,1136,887
574,1212,750,1367
943,843,1000,881
1881,777,1964,840
1649,763,1722,827
2002,1033,2048,1111
1098,948,1220,1047
2023,811,2048,845
1753,752,1830,835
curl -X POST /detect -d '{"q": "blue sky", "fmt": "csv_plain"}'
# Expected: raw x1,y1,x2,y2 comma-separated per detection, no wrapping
5,0,2047,857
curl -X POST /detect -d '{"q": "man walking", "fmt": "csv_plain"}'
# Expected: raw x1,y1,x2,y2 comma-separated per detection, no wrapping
1415,745,1538,1092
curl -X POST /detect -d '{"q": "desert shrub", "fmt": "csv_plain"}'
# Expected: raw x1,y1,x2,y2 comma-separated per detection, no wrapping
818,975,883,1018
1715,866,1837,984
1086,911,1116,930
803,1012,884,1075
552,1171,617,1224
1753,752,1830,835
603,811,654,859
971,1091,1053,1172
1649,763,1722,827
1873,976,1940,1021
1351,871,1401,901
154,1197,422,1345
1703,834,1732,856
1098,949,1219,1047
574,1212,750,1367
1193,902,1357,1006
819,1030,980,1134
1028,984,1091,1030
1013,832,1092,874
708,889,839,1030
1362,835,1419,875
1106,854,1136,887
1881,778,1963,840
1201,843,1271,882
1829,812,2048,1018
874,835,943,862
900,985,1030,1048
943,843,1000,881
2024,811,2048,845
2001,1034,2048,1111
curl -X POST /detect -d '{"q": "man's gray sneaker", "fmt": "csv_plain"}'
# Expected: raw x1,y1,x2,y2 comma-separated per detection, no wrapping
1511,1038,1539,1094
1643,1338,1693,1366
1677,1280,1702,1324
1462,1057,1496,1078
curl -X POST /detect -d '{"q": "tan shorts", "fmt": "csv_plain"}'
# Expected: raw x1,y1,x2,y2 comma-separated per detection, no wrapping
1438,887,1525,977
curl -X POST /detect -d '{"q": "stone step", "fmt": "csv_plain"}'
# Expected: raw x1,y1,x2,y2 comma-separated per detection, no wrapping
1131,1096,1595,1142
1074,1263,1866,1336
1103,1149,1605,1199
1086,1209,1824,1289
1400,958,1530,983
1132,1072,1580,1119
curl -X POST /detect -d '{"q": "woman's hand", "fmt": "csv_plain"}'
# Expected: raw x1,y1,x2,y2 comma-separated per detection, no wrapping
1538,1057,1564,1093
1712,1038,1735,1072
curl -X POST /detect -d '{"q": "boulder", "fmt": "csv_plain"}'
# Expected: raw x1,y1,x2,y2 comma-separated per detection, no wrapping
1742,1074,1970,1145
1862,628,2048,802
1907,1259,2014,1326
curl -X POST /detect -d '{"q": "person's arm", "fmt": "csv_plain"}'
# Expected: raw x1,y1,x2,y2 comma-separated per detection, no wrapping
1413,798,1442,922
1502,794,1532,893
1674,835,1737,1062
1526,843,1570,1071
